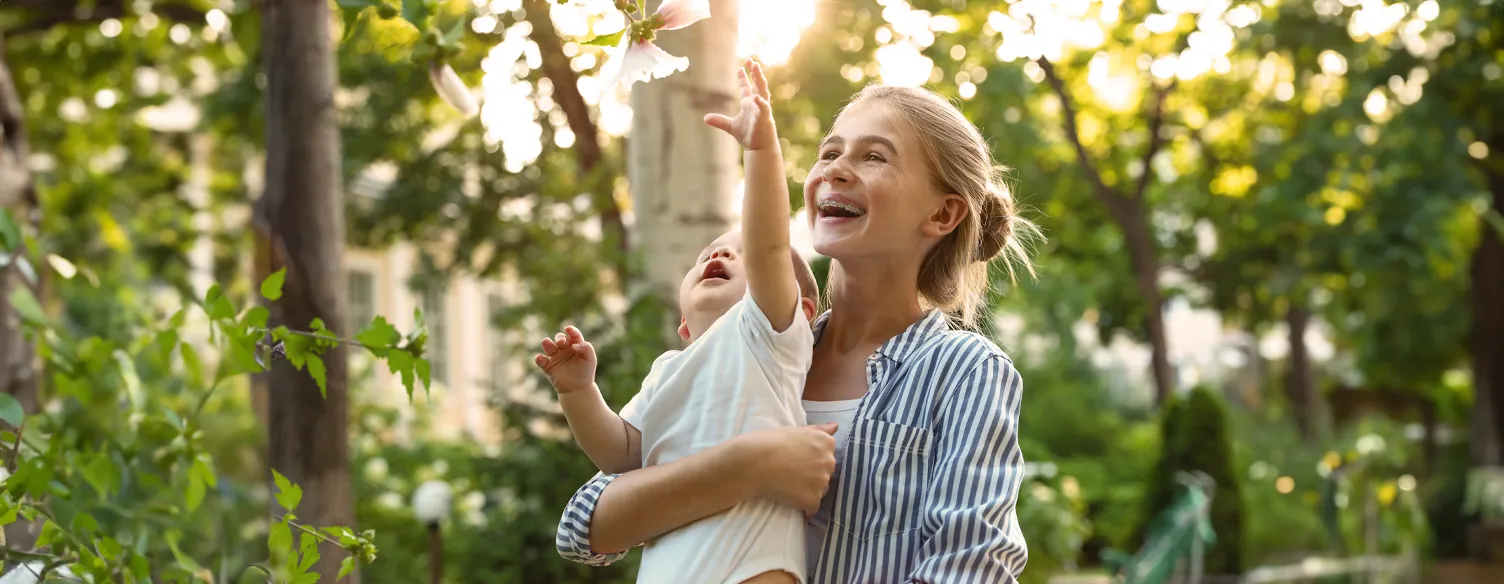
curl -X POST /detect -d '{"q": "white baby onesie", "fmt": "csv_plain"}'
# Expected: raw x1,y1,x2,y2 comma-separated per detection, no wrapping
619,290,813,584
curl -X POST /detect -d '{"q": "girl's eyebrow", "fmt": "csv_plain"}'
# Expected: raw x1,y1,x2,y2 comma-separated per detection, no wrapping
818,135,898,153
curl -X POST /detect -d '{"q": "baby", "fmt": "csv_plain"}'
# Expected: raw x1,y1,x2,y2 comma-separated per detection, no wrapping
534,60,817,584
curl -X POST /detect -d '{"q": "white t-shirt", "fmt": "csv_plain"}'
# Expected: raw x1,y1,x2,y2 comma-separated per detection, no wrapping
799,398,861,570
620,291,813,584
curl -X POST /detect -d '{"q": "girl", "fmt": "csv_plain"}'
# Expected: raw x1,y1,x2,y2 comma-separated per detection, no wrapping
557,84,1036,583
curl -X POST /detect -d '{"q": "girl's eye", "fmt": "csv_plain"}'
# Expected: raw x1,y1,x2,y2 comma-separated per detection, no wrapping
819,150,839,160
866,152,886,162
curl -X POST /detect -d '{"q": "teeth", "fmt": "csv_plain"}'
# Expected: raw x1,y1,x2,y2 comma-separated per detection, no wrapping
820,201,866,216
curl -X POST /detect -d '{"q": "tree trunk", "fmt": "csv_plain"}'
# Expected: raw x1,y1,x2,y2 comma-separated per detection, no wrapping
1470,170,1504,467
1284,302,1330,441
1117,197,1175,403
261,2,355,581
628,0,741,330
0,32,43,552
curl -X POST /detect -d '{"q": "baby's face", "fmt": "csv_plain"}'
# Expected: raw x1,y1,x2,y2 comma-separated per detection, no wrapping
678,230,746,321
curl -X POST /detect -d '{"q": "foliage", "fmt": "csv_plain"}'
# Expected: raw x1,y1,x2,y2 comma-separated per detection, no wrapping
1015,472,1093,584
1131,388,1246,574
0,208,430,581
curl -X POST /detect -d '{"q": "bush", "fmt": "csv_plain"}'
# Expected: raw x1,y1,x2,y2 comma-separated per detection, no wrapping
1133,388,1247,575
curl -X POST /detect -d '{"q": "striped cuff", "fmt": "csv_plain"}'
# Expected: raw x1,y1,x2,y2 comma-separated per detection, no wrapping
556,472,628,566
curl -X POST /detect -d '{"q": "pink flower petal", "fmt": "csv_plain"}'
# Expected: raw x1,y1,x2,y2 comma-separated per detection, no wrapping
654,0,711,30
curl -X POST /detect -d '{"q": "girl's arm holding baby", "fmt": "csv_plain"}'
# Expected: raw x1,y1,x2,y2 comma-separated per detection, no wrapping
705,59,800,332
535,326,642,475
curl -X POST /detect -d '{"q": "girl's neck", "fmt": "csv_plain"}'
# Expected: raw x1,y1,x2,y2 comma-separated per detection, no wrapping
821,260,926,354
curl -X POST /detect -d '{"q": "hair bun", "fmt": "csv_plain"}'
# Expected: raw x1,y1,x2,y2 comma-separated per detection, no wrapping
973,186,1012,262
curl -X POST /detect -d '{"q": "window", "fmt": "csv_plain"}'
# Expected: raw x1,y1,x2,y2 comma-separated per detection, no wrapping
420,286,449,388
346,269,375,335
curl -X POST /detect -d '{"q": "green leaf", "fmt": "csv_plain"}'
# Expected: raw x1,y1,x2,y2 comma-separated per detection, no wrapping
416,357,431,394
166,529,203,572
195,456,218,488
402,0,432,29
273,469,303,512
72,512,100,535
97,536,124,560
244,306,271,329
339,556,356,580
0,209,20,252
387,349,416,399
583,29,625,47
0,394,23,428
308,354,328,397
261,267,287,301
0,503,17,526
35,518,58,549
205,285,236,321
356,316,401,353
170,307,188,328
269,520,293,557
441,17,466,47
335,0,380,6
292,573,322,584
184,465,206,512
7,286,44,325
82,453,116,498
298,532,321,571
181,342,204,387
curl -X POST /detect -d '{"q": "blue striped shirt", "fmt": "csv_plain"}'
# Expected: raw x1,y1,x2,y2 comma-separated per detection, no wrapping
556,309,1029,583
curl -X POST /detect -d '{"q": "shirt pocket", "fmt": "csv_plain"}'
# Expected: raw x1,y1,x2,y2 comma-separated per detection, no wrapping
840,418,932,541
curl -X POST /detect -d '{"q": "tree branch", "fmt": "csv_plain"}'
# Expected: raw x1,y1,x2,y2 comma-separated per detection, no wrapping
522,0,630,258
1131,79,1177,201
1036,56,1124,209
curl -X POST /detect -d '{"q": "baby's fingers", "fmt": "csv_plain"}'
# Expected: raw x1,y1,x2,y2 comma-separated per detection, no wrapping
749,60,770,99
541,336,559,355
533,354,549,370
565,325,585,345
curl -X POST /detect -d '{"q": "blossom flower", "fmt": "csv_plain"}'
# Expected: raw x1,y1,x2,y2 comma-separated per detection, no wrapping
600,0,711,88
429,62,480,117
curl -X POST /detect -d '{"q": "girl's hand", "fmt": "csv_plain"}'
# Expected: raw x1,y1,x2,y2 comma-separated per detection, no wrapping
737,422,838,517
533,325,597,394
704,58,776,151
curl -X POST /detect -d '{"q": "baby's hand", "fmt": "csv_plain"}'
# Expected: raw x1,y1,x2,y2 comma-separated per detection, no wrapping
704,58,775,151
533,325,597,394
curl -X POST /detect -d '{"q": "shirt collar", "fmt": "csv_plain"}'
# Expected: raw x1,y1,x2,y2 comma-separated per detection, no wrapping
810,309,951,364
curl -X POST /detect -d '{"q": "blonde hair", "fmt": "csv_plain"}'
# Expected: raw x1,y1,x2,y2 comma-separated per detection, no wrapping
838,85,1039,326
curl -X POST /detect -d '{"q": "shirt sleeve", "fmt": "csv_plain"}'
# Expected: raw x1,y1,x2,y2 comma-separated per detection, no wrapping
735,288,815,376
555,472,631,566
907,355,1029,583
618,350,679,430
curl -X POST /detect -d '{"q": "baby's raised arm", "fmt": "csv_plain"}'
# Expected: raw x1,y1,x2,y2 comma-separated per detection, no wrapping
705,60,800,332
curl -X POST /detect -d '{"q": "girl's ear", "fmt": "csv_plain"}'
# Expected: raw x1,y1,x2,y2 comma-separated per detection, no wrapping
800,297,817,321
920,193,968,238
678,316,691,341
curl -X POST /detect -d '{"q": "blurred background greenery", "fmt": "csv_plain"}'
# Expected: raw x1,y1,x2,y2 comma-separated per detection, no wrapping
0,0,1501,582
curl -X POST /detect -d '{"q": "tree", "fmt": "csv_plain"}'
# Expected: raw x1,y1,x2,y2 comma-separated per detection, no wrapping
260,0,354,580
628,0,742,324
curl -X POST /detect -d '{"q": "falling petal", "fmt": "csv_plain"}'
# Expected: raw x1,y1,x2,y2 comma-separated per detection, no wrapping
601,35,691,89
654,0,711,31
429,62,480,117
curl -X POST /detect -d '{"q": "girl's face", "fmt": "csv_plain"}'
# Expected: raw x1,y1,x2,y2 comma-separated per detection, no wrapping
803,102,959,265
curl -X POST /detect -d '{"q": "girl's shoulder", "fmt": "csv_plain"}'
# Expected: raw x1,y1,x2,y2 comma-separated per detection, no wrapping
923,328,1015,368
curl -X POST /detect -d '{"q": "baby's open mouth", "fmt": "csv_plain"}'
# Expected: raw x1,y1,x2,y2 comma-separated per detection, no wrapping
702,260,730,281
